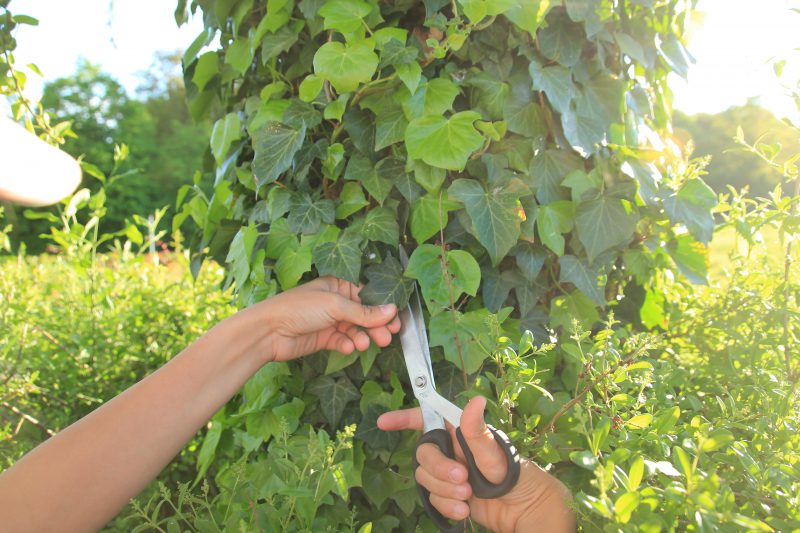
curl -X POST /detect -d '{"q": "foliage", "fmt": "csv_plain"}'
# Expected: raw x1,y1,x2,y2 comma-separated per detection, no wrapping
674,103,800,198
172,0,743,530
0,183,234,475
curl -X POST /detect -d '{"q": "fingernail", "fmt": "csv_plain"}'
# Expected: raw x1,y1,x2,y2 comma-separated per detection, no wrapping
457,485,470,498
379,304,396,315
449,467,463,482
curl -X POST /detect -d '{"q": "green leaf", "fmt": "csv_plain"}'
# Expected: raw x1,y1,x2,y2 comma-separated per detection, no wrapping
667,233,709,284
405,112,484,170
575,197,638,262
266,218,298,259
550,290,600,331
396,62,422,94
537,14,583,67
336,182,369,218
406,244,481,309
536,200,575,256
275,244,312,289
467,71,510,119
345,154,393,204
374,103,409,151
324,94,349,121
559,255,606,306
359,254,415,307
628,456,644,491
626,413,653,429
448,178,527,264
318,0,374,35
614,492,640,523
561,108,606,156
210,113,241,163
261,25,300,62
701,429,735,452
663,179,718,244
251,122,306,188
287,194,335,234
299,74,324,102
413,161,447,192
503,100,546,138
528,61,574,115
192,51,219,92
225,37,254,74
408,77,461,117
362,207,400,246
307,376,360,426
530,149,582,204
503,1,550,37
312,232,363,284
410,193,459,243
429,309,494,373
377,157,421,202
657,35,693,79
313,41,379,94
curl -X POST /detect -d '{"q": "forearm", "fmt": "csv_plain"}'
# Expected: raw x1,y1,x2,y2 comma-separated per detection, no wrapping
0,304,272,532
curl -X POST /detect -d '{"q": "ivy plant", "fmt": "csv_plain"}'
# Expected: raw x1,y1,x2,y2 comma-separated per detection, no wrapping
174,0,715,529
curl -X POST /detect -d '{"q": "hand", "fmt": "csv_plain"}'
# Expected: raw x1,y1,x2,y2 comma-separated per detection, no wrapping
255,276,401,363
377,396,575,533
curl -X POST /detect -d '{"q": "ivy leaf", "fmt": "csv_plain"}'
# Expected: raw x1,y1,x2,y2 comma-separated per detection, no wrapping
503,1,550,37
374,102,408,151
377,157,421,202
307,375,360,427
575,196,638,262
503,100,546,139
448,179,527,264
313,41,379,94
561,107,606,156
261,25,299,62
284,99,322,129
466,71,510,119
550,290,601,331
410,193,460,243
405,77,461,117
345,154,393,204
396,62,422,94
335,182,369,218
275,244,312,289
513,242,547,281
287,193,335,234
536,200,575,256
529,61,575,115
406,244,481,308
225,37,254,74
379,40,418,68
359,253,415,307
362,206,400,246
429,309,493,374
559,255,607,306
251,121,306,188
537,13,584,67
405,112,484,170
530,149,583,204
318,0,374,35
312,231,363,284
663,179,717,244
210,113,242,163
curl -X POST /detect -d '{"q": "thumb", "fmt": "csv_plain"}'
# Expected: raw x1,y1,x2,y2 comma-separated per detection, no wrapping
458,396,509,484
332,297,397,328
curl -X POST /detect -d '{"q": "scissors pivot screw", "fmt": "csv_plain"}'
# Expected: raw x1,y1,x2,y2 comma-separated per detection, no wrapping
414,376,427,388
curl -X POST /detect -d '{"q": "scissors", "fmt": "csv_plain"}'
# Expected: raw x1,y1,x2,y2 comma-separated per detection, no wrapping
397,246,521,532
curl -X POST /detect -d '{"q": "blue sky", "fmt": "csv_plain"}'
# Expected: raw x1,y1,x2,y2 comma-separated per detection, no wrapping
7,0,800,120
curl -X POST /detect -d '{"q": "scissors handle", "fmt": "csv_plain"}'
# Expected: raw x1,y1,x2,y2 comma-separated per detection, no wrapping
413,425,522,532
412,429,467,533
456,425,521,499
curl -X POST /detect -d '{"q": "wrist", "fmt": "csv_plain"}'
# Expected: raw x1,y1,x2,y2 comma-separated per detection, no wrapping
218,299,278,367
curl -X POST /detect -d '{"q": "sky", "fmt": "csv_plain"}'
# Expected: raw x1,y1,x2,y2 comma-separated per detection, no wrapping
6,0,800,121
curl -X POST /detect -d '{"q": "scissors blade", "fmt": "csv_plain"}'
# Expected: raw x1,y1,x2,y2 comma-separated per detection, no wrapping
398,246,463,431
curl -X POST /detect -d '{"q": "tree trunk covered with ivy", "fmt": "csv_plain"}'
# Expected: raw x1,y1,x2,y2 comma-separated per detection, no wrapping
176,0,717,530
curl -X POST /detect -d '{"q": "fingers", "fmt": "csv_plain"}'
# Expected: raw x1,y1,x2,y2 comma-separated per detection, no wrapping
430,494,471,521
457,396,509,485
377,408,423,432
332,296,397,329
416,443,471,521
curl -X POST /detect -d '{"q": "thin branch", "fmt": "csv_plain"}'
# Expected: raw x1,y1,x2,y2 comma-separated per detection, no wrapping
1,401,55,437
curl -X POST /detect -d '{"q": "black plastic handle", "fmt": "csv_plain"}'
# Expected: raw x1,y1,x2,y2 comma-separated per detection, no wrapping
456,424,521,499
412,429,467,533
